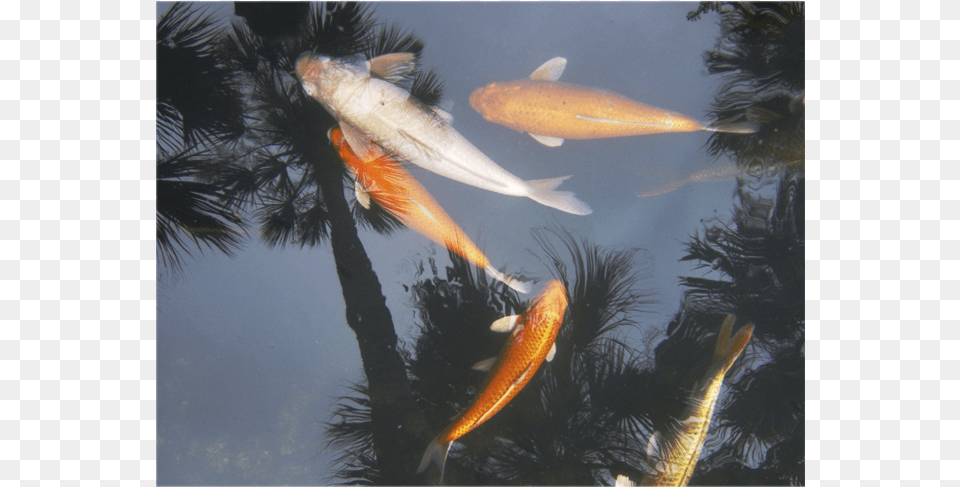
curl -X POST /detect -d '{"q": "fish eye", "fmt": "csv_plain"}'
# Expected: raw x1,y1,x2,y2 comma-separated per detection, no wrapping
302,83,315,96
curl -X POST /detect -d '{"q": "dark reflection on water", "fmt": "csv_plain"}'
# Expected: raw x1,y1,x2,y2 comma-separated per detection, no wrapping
158,1,803,485
327,4,805,485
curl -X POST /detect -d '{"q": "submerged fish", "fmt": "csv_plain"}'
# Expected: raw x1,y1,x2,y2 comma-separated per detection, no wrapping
636,157,805,198
469,57,760,147
296,52,592,215
635,163,740,198
329,126,530,294
632,314,754,487
417,280,568,481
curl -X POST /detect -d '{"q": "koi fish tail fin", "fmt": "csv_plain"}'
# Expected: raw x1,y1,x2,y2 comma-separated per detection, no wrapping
417,436,452,482
702,120,761,134
712,314,755,375
524,176,593,216
485,266,532,294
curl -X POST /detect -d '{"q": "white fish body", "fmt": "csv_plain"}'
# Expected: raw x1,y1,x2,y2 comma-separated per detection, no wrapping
295,53,592,216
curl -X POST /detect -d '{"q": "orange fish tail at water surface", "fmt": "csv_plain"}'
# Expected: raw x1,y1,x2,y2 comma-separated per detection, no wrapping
417,280,568,481
469,57,759,146
329,127,530,294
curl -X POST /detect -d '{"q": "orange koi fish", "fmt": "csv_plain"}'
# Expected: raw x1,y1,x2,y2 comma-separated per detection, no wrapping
329,126,530,294
470,57,759,147
619,314,753,487
417,280,568,481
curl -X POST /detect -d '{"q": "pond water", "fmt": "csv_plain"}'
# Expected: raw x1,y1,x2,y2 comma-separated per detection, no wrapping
157,2,804,485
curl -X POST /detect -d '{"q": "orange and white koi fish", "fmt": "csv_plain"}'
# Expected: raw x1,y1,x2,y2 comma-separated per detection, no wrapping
619,314,753,487
329,126,530,294
296,52,591,215
469,57,760,147
417,280,568,481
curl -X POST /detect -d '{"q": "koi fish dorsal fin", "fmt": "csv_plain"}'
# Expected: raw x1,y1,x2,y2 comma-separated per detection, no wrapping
368,52,416,83
530,57,566,82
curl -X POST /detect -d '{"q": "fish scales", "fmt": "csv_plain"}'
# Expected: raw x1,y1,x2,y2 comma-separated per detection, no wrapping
418,280,567,480
469,57,759,145
442,281,565,440
473,80,704,139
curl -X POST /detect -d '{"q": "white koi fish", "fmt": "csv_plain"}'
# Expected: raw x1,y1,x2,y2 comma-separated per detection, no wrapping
295,52,592,216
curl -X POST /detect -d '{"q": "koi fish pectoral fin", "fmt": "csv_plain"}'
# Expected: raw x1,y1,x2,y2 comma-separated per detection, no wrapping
471,356,498,372
545,343,556,362
528,132,564,147
490,315,520,333
354,180,372,209
339,122,384,160
574,114,670,127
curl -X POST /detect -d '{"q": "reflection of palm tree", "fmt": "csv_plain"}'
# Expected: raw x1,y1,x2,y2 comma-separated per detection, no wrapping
675,172,804,485
329,229,659,485
208,3,445,482
689,2,805,173
631,5,805,484
156,3,246,273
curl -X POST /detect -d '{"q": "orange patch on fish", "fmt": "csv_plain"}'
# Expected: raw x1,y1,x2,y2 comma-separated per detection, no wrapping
329,127,528,293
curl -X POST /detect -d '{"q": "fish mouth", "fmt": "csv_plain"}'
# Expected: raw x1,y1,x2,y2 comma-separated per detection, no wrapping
295,52,329,82
468,87,487,113
294,53,314,81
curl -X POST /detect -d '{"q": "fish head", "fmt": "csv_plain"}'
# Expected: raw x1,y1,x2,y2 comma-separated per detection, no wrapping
295,52,331,97
295,52,362,109
469,82,526,128
469,83,505,120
